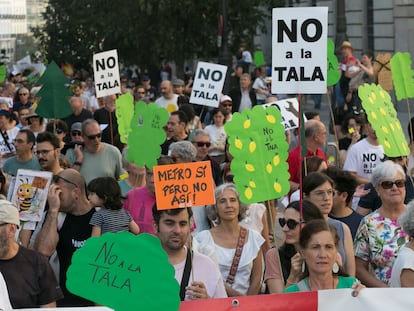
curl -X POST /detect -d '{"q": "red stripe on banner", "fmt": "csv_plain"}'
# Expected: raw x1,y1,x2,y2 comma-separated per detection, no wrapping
179,292,318,311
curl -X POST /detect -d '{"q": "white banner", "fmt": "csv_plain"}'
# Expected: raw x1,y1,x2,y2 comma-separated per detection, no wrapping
190,62,227,107
272,7,328,94
93,49,121,98
263,97,302,130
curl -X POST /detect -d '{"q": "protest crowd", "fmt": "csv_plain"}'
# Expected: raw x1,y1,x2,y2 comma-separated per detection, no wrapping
0,34,413,309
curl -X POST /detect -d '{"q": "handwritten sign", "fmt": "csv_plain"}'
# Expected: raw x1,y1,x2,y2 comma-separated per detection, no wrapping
153,161,215,210
224,105,290,203
67,232,180,311
262,97,302,130
190,62,227,107
93,49,121,98
272,7,328,94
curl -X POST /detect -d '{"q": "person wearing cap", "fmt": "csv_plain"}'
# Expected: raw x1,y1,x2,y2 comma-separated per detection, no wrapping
24,106,45,137
155,80,179,113
70,122,83,143
172,78,185,96
218,95,233,122
0,109,19,166
0,200,63,308
3,129,41,177
141,74,157,101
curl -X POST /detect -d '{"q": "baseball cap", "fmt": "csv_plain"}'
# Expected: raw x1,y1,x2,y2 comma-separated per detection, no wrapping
172,78,185,86
219,95,232,105
0,200,20,227
141,75,150,81
71,122,82,133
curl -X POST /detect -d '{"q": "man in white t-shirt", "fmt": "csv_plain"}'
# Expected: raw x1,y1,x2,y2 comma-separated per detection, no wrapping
152,206,227,301
343,121,384,185
252,66,270,105
155,80,178,113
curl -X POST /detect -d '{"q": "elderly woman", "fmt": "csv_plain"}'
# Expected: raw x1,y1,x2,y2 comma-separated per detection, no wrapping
355,160,409,287
169,140,197,163
196,184,264,296
265,200,324,293
284,219,363,294
390,200,414,287
303,172,355,276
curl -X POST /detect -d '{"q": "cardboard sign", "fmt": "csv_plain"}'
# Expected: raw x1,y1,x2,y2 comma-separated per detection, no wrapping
153,161,215,209
190,62,227,107
272,7,328,94
93,49,121,98
262,97,302,130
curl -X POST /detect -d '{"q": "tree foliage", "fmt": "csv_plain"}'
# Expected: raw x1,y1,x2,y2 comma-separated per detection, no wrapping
34,0,284,73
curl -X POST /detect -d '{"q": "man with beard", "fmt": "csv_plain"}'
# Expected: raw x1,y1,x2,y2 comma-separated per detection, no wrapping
0,200,63,308
152,205,227,301
36,131,63,175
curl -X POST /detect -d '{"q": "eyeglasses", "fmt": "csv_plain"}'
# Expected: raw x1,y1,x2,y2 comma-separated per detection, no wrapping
52,174,79,188
55,129,64,135
380,179,405,190
86,133,102,140
192,141,211,148
278,218,303,230
71,131,81,136
13,138,25,144
310,189,335,199
35,149,54,156
19,93,28,96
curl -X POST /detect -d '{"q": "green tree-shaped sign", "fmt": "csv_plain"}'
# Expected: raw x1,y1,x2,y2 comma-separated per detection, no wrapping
225,105,290,203
390,52,414,101
327,39,341,87
115,93,136,143
34,60,73,119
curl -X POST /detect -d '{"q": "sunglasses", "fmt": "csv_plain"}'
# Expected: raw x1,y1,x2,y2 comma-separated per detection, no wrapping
278,218,302,230
86,133,102,140
193,141,211,148
71,131,81,136
55,129,64,135
19,93,28,96
52,174,79,188
380,179,405,189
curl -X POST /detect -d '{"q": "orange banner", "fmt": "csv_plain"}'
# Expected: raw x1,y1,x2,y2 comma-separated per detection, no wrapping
153,161,215,210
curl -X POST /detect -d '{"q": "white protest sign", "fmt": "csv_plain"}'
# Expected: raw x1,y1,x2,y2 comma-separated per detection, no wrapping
272,7,328,94
190,62,227,107
263,97,302,130
93,49,121,98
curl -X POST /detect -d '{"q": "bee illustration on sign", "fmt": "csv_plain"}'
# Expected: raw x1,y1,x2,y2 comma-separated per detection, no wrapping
10,169,53,222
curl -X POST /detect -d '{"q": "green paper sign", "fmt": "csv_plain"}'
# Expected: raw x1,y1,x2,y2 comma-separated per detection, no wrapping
359,83,409,157
115,93,135,143
34,60,73,119
254,50,265,67
224,105,290,203
126,102,169,169
390,52,414,101
0,65,6,83
327,39,340,87
66,232,180,311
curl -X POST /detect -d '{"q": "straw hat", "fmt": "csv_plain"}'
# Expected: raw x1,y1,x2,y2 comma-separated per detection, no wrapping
339,41,354,51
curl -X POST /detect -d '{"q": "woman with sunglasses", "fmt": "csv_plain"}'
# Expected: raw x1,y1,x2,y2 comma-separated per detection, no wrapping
354,160,409,287
284,219,364,295
196,184,264,296
265,200,324,293
46,119,68,150
303,172,356,277
204,108,227,165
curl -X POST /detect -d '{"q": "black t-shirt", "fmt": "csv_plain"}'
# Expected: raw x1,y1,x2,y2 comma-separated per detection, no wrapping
329,211,363,240
57,209,95,307
63,109,93,142
93,107,122,150
0,246,63,308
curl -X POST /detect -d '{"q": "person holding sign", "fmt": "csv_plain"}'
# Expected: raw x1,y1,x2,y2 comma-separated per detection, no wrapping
196,184,264,296
152,205,227,301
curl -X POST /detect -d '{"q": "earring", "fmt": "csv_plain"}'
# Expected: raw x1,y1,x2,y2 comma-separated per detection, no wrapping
332,262,339,274
301,261,306,273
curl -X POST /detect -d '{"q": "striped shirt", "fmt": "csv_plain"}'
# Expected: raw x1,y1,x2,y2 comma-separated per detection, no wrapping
89,208,132,234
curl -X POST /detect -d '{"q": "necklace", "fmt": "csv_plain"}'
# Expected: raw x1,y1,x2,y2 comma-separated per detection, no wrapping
307,277,335,291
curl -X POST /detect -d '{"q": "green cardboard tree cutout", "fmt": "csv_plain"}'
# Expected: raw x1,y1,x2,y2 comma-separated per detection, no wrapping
67,232,180,311
126,102,169,169
34,61,73,119
390,52,414,101
225,105,290,203
115,93,135,143
359,83,409,157
0,65,6,83
327,39,341,87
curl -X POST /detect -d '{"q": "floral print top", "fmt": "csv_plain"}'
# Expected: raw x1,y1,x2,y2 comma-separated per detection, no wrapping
354,210,409,284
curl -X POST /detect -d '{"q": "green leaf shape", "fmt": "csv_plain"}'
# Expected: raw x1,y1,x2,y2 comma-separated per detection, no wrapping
391,52,414,101
0,65,6,83
34,60,73,119
254,50,265,67
224,105,290,203
327,39,340,87
66,232,180,311
359,83,409,157
126,102,169,169
115,93,135,143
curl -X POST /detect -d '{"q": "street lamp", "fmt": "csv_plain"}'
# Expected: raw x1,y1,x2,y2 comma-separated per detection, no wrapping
218,0,232,94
